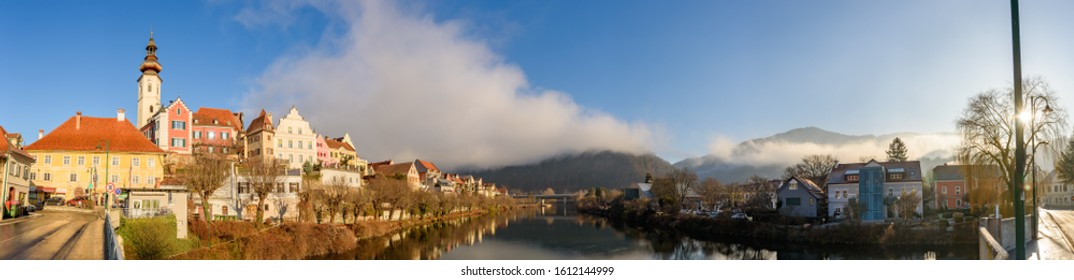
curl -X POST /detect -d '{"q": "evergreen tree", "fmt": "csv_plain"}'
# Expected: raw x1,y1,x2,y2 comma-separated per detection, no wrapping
886,137,909,162
1057,136,1074,184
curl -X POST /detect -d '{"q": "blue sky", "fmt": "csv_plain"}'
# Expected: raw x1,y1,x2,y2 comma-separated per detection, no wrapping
3,0,1074,168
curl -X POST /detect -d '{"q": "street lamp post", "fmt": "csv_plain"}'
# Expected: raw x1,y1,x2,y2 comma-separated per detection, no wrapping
1010,0,1028,260
1028,95,1052,241
96,140,110,210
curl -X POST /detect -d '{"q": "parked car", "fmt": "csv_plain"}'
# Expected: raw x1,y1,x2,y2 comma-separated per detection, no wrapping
22,204,37,212
731,213,752,221
45,197,65,206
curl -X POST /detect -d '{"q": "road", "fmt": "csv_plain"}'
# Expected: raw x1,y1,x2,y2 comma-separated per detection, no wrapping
1029,209,1074,260
0,207,104,260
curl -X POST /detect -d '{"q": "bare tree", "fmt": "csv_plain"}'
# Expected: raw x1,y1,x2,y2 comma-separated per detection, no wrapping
244,158,287,225
896,193,921,221
179,151,232,222
696,177,725,211
784,154,838,193
956,77,1066,213
178,151,232,247
272,192,290,223
367,177,410,220
743,175,776,211
321,178,349,224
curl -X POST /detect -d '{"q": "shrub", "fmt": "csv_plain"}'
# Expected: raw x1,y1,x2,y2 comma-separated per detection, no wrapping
117,216,183,259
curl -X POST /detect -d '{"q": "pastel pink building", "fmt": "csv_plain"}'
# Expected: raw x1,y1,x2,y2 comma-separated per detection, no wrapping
191,107,244,156
141,97,192,155
316,135,334,167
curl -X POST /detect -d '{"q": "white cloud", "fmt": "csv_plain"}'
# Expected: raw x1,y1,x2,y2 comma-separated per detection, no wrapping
239,1,654,170
707,133,960,166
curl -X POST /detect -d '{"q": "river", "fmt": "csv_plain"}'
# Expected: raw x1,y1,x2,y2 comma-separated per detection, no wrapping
315,205,976,260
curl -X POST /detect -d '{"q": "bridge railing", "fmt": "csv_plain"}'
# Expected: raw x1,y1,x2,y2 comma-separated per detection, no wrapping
979,226,1008,260
104,213,124,260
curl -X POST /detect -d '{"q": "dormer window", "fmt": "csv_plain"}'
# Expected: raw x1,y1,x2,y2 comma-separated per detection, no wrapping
846,175,859,181
789,180,798,190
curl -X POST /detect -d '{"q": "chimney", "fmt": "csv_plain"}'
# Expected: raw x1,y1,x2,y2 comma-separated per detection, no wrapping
76,111,82,129
38,129,43,140
117,109,126,122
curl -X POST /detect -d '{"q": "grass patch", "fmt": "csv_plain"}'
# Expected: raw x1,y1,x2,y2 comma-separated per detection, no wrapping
116,215,199,260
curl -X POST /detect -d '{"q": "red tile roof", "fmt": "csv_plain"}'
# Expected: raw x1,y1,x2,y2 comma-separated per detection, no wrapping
25,114,165,154
246,109,273,134
415,159,439,172
0,125,9,154
325,138,355,152
193,107,243,131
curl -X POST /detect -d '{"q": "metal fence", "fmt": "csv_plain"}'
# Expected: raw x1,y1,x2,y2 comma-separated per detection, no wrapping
103,213,124,260
121,208,173,219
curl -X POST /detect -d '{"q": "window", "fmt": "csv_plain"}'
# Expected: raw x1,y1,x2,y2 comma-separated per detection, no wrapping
93,156,100,166
942,186,947,194
69,173,77,182
955,186,961,195
288,127,293,134
172,138,186,147
956,199,962,208
177,108,182,115
133,175,139,184
277,139,282,148
786,197,801,206
222,132,229,140
298,128,302,135
208,131,215,140
148,177,155,185
809,197,815,205
44,155,51,164
194,131,201,139
111,175,119,183
132,158,140,167
208,147,214,153
63,156,70,166
289,154,294,162
289,182,299,193
43,173,51,181
288,140,293,148
847,175,859,181
77,156,85,166
148,158,155,167
889,173,904,180
842,190,848,199
113,157,119,166
30,172,35,181
171,121,186,130
308,142,312,149
789,180,798,190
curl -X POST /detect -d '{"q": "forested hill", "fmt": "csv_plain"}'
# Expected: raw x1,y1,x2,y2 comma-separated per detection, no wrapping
464,151,674,193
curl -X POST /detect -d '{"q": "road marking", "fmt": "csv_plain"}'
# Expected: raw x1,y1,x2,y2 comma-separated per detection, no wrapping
51,223,89,260
0,221,66,245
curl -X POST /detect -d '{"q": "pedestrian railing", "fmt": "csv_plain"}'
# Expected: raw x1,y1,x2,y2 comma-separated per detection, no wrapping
103,213,124,260
122,208,173,219
979,226,1008,260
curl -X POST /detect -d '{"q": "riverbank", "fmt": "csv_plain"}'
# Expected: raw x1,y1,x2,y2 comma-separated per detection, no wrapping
164,209,495,260
580,206,978,248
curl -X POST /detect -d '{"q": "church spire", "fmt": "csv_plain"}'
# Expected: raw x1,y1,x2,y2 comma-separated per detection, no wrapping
140,33,162,74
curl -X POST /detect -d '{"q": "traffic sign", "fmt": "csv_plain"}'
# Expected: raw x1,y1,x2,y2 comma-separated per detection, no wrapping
114,187,121,195
106,183,115,193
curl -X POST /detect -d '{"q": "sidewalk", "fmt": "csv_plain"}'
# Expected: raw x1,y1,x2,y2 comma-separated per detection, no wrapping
1024,210,1074,260
0,212,43,226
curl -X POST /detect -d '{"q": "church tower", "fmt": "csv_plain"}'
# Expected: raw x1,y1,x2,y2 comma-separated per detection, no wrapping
137,33,163,128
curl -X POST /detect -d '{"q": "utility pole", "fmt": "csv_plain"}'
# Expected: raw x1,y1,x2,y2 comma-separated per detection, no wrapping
1010,0,1027,260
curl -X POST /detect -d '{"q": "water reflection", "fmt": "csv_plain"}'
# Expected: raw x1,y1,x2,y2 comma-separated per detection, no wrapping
314,206,974,260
